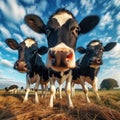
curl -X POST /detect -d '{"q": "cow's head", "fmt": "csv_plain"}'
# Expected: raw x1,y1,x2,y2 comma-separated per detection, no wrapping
5,38,48,73
25,8,100,72
77,40,116,68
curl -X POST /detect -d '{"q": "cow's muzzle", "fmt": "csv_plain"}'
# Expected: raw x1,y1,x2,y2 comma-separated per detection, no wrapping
14,60,28,73
46,43,76,72
89,57,103,66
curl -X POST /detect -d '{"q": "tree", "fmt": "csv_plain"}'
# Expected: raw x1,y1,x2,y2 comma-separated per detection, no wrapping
100,78,119,90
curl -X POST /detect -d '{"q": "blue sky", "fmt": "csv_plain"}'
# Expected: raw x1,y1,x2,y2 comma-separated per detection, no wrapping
0,0,120,89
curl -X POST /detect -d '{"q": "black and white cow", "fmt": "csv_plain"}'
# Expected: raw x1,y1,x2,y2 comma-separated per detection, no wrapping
5,85,18,93
72,40,116,103
24,8,100,108
5,38,49,103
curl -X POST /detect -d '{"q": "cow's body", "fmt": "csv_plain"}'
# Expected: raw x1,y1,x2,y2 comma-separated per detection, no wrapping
5,38,49,103
25,8,100,108
71,40,116,103
49,69,71,99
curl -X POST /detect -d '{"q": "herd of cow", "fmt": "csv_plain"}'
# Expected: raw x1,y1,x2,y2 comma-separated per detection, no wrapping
5,8,116,108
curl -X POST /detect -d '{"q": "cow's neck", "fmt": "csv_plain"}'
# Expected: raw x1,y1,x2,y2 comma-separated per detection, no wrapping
79,66,100,81
28,55,44,77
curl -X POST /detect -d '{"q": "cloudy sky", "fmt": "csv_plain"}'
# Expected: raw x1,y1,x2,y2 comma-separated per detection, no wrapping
0,0,120,89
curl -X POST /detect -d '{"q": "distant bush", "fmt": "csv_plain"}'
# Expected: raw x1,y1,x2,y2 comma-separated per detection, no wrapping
100,78,119,90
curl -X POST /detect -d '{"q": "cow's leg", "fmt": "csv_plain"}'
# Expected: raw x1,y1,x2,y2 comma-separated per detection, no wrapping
59,84,62,99
93,77,101,101
49,78,56,107
65,71,73,108
71,82,75,98
41,84,44,98
24,78,30,102
41,84,47,98
80,76,90,103
34,76,40,103
44,83,48,98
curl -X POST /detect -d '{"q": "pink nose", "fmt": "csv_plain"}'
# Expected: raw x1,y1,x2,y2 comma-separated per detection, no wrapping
46,43,76,72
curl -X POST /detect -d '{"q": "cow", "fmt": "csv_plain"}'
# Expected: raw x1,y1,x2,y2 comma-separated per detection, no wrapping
24,8,100,108
5,38,49,103
71,40,116,103
5,85,18,94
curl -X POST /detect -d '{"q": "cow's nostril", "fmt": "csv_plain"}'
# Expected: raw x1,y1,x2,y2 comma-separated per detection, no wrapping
52,59,56,66
24,64,27,68
97,58,101,63
67,52,73,59
49,50,55,58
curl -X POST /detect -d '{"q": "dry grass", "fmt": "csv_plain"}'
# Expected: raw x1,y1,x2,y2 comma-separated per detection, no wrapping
0,90,120,120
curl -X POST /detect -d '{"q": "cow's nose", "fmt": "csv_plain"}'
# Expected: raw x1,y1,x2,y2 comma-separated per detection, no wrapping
89,57,102,65
46,43,76,72
14,61,28,72
49,50,73,67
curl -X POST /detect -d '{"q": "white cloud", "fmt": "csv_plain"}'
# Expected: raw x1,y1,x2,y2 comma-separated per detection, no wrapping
0,58,13,68
117,24,120,36
56,0,61,7
102,1,113,14
0,0,26,23
80,0,95,14
116,25,120,42
13,33,23,42
0,39,17,54
21,0,35,4
20,24,46,45
113,0,120,7
0,41,5,48
5,47,17,53
26,0,48,17
0,76,25,89
116,12,120,21
100,36,112,44
99,12,113,30
0,25,11,38
116,36,120,42
103,43,120,65
72,7,79,17
64,2,79,16
38,0,48,12
25,5,43,19
6,22,19,32
109,59,120,66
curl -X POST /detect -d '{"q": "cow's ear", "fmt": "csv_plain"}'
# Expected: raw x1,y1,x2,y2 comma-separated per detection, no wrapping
104,42,116,51
38,46,48,55
25,14,46,34
5,39,19,50
79,15,99,34
77,46,86,54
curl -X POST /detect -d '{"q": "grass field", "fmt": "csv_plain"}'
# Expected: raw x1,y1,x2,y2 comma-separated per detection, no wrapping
0,89,120,120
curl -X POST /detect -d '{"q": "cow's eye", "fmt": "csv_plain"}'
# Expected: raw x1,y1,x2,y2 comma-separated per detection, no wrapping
86,50,92,55
32,50,37,54
71,27,79,37
46,28,51,36
75,27,79,33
